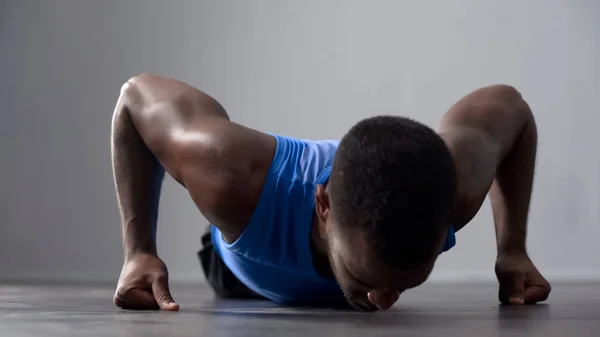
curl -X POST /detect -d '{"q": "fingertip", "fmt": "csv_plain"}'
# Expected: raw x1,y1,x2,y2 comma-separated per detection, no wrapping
524,287,550,304
367,291,377,304
113,297,123,308
509,297,524,305
367,290,398,310
162,302,180,311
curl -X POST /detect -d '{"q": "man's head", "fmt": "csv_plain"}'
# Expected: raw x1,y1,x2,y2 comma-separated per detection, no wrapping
315,115,457,311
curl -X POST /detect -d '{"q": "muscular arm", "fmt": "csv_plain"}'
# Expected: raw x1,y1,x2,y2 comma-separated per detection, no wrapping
111,75,232,258
111,74,275,251
436,85,535,254
110,74,276,310
437,85,549,304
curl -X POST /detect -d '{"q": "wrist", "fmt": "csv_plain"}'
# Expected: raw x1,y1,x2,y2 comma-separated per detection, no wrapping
496,228,527,256
124,242,157,260
497,242,527,257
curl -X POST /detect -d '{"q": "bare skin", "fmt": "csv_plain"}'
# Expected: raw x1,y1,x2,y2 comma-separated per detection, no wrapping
111,74,275,310
111,74,550,311
440,86,550,306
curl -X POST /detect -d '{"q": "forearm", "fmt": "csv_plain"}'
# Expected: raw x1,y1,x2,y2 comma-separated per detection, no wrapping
111,86,164,258
489,103,537,255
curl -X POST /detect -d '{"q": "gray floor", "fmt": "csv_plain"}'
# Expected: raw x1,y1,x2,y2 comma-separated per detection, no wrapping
1,282,599,337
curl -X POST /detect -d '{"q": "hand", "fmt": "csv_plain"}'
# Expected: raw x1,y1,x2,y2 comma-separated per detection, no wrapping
114,253,179,311
495,252,551,305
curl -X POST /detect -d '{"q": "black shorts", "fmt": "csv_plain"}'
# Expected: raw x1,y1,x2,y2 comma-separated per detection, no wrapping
197,226,263,299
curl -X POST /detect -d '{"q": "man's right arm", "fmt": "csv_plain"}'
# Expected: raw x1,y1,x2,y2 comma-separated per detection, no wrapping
110,73,275,310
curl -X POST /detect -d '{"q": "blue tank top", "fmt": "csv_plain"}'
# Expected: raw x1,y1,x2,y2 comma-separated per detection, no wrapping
211,134,456,304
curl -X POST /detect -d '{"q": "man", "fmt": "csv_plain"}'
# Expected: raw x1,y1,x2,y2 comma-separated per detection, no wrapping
111,73,551,312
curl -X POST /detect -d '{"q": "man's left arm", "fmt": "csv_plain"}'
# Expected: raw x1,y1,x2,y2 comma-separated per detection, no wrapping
437,84,551,305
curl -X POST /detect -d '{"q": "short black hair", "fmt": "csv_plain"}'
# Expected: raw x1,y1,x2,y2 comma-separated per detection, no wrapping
329,115,457,269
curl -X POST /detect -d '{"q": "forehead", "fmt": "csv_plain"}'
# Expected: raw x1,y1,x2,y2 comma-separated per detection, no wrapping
334,226,431,289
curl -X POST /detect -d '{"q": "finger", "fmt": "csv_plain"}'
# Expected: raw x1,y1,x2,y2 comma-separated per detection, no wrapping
368,290,399,310
524,285,551,304
114,288,160,310
152,275,179,311
498,273,525,305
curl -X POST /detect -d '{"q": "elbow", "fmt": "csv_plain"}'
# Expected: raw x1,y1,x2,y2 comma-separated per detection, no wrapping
487,84,533,123
118,73,181,116
489,84,522,97
112,74,161,129
121,73,201,112
124,73,156,89
487,84,525,108
118,74,151,111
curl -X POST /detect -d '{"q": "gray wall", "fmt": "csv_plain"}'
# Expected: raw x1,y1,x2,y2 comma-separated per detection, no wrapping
1,0,599,284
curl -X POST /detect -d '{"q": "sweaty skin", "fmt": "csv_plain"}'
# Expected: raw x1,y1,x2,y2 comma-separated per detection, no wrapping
111,74,550,311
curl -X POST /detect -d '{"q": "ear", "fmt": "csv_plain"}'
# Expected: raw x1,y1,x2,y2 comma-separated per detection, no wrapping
315,184,331,224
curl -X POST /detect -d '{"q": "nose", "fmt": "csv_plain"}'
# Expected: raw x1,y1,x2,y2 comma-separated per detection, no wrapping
367,289,400,310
